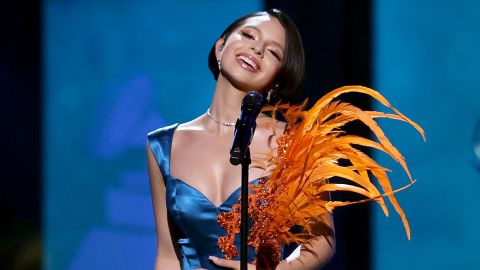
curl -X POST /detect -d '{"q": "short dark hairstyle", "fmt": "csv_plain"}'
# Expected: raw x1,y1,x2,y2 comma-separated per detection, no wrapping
208,9,305,105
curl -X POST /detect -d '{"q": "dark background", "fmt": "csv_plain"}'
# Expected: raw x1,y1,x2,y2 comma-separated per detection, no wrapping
1,1,42,270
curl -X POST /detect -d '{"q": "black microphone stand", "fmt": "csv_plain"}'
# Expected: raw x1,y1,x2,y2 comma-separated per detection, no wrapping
229,90,263,270
239,147,251,270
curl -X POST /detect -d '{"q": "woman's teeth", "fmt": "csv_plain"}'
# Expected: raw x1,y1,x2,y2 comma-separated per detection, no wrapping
238,55,257,70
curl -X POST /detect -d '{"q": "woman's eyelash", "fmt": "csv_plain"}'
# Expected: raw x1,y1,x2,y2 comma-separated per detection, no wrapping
269,50,280,60
243,32,255,39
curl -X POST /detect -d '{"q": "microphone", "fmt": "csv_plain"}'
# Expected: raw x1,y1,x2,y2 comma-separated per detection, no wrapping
230,91,264,165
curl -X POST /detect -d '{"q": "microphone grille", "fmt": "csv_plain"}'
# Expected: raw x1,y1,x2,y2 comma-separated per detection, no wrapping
243,90,263,107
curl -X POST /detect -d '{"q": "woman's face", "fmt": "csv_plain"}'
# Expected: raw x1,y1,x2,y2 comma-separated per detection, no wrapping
216,14,285,92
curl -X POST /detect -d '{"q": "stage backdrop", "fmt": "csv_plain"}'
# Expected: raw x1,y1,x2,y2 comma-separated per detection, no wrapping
373,0,480,269
43,1,261,269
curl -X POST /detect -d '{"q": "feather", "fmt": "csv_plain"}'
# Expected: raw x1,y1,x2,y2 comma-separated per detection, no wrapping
217,85,425,267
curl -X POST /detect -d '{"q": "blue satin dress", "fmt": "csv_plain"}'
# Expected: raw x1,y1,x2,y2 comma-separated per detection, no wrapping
148,124,258,269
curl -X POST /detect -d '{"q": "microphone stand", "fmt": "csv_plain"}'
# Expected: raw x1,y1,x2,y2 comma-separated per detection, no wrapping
229,90,263,270
240,148,251,270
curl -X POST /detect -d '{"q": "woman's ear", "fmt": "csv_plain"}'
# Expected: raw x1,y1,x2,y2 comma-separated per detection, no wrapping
215,38,225,57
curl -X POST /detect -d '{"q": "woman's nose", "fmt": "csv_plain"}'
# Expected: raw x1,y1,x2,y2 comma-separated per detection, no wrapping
250,46,263,58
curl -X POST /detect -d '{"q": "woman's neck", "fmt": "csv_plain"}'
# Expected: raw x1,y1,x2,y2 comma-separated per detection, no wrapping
208,75,247,125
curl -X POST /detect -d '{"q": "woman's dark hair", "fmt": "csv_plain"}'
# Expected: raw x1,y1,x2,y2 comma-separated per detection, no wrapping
208,9,305,105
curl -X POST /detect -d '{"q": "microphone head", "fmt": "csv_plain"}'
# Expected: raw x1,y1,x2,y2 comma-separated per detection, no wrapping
242,90,263,109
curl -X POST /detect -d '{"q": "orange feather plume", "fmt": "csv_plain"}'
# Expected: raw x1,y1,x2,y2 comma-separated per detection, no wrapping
217,85,426,267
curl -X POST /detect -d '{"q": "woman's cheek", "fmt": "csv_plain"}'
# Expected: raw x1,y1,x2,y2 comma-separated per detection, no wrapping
266,62,282,79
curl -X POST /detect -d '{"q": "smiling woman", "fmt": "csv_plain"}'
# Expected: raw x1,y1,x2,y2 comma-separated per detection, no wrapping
146,9,334,270
208,9,304,107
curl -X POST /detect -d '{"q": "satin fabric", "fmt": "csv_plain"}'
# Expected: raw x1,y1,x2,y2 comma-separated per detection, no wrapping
148,124,257,270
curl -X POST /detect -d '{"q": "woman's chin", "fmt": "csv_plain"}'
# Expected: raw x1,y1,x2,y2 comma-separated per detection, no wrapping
220,71,268,92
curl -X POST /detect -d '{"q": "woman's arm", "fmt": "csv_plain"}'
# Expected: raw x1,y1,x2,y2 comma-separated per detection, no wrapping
147,145,182,270
275,191,336,270
275,233,335,270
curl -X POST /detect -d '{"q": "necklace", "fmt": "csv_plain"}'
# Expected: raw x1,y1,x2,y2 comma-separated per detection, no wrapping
206,108,236,127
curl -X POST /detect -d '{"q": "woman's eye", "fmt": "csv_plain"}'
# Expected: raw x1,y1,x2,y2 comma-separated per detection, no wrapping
243,32,255,39
269,50,280,60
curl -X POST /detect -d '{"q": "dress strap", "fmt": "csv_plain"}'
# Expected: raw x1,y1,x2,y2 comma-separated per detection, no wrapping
147,123,179,183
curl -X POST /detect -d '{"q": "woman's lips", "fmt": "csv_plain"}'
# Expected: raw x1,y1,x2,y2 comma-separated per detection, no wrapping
236,53,261,72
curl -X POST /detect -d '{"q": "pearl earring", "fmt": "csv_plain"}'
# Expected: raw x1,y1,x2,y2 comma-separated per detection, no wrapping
217,57,221,70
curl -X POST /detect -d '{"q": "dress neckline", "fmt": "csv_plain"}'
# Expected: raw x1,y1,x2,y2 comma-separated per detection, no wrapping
172,176,260,209
167,123,261,209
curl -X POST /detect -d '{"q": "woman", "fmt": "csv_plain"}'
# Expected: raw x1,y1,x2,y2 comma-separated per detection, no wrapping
147,9,335,270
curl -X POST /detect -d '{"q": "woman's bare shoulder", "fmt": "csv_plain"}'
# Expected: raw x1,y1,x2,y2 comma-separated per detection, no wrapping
257,114,287,135
177,115,207,131
173,115,208,144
